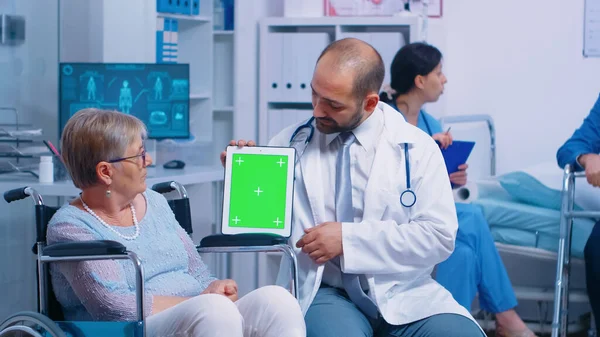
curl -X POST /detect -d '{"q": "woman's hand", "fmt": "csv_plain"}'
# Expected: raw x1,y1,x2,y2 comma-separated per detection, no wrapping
432,132,453,149
201,279,239,302
220,140,257,167
449,164,468,187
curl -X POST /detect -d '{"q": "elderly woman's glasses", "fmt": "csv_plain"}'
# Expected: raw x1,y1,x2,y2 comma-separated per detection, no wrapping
107,150,146,165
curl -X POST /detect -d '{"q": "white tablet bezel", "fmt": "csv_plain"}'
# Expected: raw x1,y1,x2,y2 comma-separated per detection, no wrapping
221,146,296,237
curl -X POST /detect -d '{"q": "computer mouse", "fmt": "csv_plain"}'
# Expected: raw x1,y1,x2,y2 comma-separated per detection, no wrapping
163,160,186,169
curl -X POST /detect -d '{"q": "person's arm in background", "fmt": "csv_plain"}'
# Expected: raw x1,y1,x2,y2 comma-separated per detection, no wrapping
557,94,600,187
557,95,600,170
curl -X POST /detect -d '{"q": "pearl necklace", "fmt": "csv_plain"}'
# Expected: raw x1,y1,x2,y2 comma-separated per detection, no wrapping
81,198,140,240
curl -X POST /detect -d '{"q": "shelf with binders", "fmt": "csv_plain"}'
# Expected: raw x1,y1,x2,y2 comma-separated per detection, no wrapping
263,32,333,106
153,0,236,168
154,0,216,163
157,12,211,22
156,0,206,20
212,32,234,111
212,0,235,127
258,27,333,144
213,0,234,31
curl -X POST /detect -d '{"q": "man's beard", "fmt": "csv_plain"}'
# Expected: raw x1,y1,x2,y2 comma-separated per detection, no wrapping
315,104,364,134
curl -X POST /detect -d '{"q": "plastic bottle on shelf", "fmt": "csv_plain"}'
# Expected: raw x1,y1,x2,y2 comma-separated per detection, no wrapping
39,156,54,183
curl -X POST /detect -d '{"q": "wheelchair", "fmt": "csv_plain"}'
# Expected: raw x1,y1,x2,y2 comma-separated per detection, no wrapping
551,165,599,337
0,181,298,337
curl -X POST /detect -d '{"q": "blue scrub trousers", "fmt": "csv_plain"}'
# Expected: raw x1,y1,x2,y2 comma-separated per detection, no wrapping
435,203,518,313
305,285,485,337
585,221,600,334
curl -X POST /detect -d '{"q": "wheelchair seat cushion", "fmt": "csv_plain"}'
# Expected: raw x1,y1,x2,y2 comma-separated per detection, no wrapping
200,233,289,248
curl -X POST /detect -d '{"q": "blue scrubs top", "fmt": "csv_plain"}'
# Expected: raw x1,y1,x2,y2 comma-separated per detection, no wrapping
390,101,442,136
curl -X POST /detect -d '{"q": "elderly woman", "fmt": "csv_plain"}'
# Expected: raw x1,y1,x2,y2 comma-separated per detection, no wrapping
47,108,306,337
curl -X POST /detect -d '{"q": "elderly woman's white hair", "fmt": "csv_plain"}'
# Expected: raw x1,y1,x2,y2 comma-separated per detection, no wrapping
60,108,147,189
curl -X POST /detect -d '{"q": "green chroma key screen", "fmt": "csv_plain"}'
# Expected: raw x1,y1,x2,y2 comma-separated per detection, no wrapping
228,153,289,229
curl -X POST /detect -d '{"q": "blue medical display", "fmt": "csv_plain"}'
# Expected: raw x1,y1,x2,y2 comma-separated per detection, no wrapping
59,63,190,139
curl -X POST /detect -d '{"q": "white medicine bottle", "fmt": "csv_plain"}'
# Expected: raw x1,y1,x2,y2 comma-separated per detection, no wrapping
39,156,54,183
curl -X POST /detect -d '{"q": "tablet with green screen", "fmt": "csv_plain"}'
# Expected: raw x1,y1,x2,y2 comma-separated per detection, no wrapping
221,146,295,237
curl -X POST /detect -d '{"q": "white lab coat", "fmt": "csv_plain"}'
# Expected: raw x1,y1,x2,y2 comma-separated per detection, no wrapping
269,102,480,328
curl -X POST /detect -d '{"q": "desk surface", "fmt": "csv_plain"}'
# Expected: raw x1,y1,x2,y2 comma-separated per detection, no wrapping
0,165,224,197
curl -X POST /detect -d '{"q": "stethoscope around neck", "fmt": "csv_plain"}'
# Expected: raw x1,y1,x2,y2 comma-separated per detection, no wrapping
288,116,417,208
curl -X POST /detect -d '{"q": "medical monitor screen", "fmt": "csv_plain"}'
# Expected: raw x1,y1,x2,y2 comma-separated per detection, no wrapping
59,63,190,139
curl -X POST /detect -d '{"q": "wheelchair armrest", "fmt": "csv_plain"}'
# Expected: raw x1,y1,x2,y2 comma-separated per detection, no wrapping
43,240,127,257
199,233,289,248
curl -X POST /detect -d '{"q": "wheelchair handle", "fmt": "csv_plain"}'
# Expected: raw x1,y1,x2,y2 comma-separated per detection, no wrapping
4,187,44,205
152,181,188,199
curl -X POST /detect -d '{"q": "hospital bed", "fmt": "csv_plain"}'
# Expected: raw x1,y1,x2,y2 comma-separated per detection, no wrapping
439,115,596,336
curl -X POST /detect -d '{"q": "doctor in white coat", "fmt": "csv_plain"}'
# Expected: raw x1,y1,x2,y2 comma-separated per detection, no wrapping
222,38,484,337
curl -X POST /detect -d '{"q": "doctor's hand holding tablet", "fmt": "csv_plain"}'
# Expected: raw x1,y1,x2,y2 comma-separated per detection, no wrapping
220,139,256,166
220,139,343,265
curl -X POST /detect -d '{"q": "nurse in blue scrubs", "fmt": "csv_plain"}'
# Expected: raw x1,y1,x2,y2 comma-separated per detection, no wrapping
380,42,537,337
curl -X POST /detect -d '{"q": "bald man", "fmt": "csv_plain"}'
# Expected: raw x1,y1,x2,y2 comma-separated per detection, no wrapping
222,38,484,337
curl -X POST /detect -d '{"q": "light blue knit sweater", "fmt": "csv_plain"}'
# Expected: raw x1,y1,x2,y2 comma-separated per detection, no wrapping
46,189,217,321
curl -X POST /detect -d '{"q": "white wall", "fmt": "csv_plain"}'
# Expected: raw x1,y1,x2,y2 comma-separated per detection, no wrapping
431,0,600,175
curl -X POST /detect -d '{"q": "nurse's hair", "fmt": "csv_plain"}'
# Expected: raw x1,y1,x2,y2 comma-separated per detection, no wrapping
388,42,442,97
316,38,385,101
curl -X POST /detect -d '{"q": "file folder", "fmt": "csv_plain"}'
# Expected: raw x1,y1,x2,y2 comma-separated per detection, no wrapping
156,17,165,63
157,0,176,14
266,33,284,102
439,140,476,174
163,18,173,63
169,19,179,63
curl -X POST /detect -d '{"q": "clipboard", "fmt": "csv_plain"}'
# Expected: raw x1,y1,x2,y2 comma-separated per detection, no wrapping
439,140,475,174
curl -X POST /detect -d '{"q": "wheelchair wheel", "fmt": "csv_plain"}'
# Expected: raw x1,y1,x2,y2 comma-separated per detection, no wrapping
0,311,67,337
